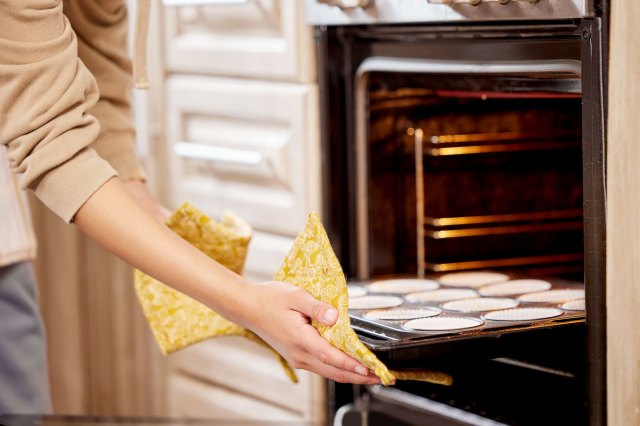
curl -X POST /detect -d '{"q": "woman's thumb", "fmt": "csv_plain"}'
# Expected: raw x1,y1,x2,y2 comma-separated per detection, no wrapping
298,292,339,326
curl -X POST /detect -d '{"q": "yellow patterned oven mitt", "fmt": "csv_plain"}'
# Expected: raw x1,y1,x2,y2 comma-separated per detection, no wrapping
275,213,453,386
134,203,297,382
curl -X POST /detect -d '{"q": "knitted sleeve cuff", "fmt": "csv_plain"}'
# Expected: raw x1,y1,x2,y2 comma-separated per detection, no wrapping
33,148,117,223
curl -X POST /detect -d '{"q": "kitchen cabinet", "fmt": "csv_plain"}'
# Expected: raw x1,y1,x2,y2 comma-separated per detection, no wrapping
164,0,314,82
168,375,302,421
166,75,320,235
243,230,295,281
607,2,640,424
170,337,322,416
161,1,325,423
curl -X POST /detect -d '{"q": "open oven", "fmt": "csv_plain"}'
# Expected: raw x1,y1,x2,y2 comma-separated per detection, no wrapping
307,1,607,425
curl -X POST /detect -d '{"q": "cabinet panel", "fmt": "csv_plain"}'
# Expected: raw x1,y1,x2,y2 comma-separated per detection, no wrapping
163,0,314,82
243,231,293,280
168,374,301,421
171,336,317,414
166,76,320,236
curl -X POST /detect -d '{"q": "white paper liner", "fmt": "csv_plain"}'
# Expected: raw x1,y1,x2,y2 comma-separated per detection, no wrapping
438,271,509,288
404,316,483,331
368,278,439,294
406,289,479,303
483,307,563,321
479,279,552,296
347,286,367,298
348,295,404,310
518,289,585,303
442,297,519,313
364,307,441,321
561,299,586,311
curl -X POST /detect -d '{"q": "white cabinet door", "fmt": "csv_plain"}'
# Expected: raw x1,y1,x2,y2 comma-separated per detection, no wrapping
163,0,315,82
168,374,304,421
170,337,324,416
243,230,294,280
166,75,321,236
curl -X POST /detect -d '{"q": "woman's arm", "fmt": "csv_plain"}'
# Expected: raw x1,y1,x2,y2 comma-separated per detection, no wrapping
75,177,380,384
1,2,377,384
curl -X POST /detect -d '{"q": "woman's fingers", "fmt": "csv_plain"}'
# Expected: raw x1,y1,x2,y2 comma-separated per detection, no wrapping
304,356,381,385
295,323,382,384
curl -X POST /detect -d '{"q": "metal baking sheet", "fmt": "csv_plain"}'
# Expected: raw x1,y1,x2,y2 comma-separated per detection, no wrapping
347,272,585,363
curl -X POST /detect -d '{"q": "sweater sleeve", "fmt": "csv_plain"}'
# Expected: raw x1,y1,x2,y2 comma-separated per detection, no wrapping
63,0,147,182
0,0,117,223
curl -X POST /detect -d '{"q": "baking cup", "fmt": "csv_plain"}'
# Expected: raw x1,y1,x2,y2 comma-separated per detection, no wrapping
561,299,586,311
368,278,439,294
406,289,479,303
483,307,563,321
364,307,441,321
404,316,483,331
442,297,519,313
347,285,367,298
438,271,509,288
518,289,585,303
479,279,552,297
348,295,404,310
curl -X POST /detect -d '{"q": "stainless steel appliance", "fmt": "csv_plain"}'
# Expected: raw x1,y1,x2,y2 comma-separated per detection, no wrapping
305,0,592,25
305,0,606,424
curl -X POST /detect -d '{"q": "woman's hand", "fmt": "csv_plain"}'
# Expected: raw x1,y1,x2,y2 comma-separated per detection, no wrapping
238,281,381,385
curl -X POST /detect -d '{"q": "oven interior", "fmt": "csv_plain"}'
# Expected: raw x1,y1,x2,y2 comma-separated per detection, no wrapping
367,70,583,279
350,68,587,425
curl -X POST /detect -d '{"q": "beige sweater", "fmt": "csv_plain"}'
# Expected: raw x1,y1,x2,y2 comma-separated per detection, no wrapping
0,0,146,266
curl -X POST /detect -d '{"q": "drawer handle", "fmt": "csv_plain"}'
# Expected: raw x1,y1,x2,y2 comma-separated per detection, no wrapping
162,0,247,6
174,142,264,167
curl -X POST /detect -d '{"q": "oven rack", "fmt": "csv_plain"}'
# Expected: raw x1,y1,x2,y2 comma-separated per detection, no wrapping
424,216,583,240
422,130,581,157
356,318,586,366
413,128,584,276
350,309,585,342
348,272,586,366
423,253,584,274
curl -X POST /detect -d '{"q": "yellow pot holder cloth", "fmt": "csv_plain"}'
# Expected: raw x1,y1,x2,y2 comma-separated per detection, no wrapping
134,202,297,382
275,213,453,387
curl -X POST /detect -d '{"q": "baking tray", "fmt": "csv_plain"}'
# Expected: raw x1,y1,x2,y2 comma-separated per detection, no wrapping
347,272,586,367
